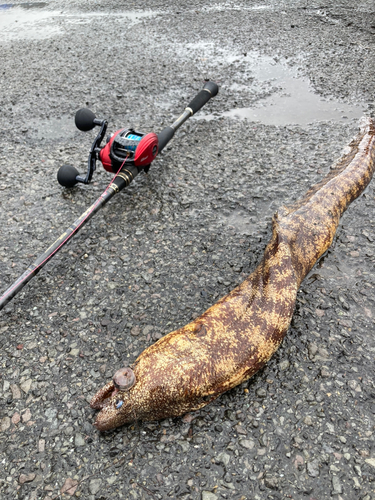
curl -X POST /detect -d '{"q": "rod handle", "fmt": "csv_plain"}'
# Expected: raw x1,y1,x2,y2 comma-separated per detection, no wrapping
157,126,175,153
186,81,219,115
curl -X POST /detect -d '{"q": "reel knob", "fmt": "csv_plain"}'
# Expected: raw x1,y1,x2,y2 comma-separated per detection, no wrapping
57,164,80,188
75,108,97,132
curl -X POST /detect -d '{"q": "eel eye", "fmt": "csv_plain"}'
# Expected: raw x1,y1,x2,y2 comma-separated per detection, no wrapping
115,400,123,409
113,367,136,391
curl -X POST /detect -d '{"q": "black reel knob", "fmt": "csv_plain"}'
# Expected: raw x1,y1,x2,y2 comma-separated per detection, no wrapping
57,164,80,188
75,108,97,132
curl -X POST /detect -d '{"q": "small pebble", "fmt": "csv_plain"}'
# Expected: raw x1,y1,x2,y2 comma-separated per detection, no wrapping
11,413,20,425
19,473,35,485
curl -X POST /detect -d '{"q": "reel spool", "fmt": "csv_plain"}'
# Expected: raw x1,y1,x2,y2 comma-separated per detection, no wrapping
100,129,158,173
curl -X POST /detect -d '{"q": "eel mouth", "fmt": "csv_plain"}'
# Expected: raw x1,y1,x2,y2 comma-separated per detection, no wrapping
91,384,135,432
93,416,113,432
90,381,118,410
90,367,137,431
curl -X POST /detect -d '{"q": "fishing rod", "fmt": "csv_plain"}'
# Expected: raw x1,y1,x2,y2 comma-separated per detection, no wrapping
0,81,219,311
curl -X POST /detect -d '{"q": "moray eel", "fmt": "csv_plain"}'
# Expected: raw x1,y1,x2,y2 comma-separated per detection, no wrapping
91,118,375,431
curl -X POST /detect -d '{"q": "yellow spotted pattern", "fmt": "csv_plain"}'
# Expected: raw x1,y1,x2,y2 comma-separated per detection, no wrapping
91,119,375,431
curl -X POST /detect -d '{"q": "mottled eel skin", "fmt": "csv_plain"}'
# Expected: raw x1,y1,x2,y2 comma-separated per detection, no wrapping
91,118,375,431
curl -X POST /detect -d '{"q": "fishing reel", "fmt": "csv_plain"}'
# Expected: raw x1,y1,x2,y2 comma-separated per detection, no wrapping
57,81,219,189
57,108,158,188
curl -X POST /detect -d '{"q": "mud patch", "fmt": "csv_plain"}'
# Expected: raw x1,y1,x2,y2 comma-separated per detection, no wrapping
218,210,255,235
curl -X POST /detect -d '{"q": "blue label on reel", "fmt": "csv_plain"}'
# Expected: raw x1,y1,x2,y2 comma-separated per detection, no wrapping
126,134,142,142
124,134,142,151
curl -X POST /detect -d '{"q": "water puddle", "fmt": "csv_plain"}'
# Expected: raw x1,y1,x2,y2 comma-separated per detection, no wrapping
198,4,272,12
0,4,61,41
218,210,256,235
221,199,277,233
64,10,157,26
198,52,364,126
0,5,158,42
189,200,277,236
30,115,77,141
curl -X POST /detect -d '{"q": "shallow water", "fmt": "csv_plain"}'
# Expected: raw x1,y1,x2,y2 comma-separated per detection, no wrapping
62,10,158,26
0,4,158,42
198,53,364,126
0,2,48,8
0,4,61,41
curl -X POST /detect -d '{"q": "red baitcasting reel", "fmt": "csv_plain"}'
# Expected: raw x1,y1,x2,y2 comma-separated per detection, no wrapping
57,81,219,189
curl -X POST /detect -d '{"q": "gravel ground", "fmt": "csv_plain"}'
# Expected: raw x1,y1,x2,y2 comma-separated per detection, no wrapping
1,1,375,499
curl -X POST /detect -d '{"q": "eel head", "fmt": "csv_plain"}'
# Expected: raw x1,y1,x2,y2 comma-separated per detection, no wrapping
90,367,137,431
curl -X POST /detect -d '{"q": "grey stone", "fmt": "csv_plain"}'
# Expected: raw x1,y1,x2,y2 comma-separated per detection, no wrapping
304,415,313,426
215,452,230,466
264,474,278,490
279,360,290,370
45,408,57,419
239,439,255,450
20,379,32,393
332,475,342,494
256,387,267,398
307,460,320,477
89,478,102,495
10,384,21,399
308,343,318,359
142,325,154,336
0,417,11,432
354,465,362,476
202,492,218,500
74,433,85,447
353,477,361,490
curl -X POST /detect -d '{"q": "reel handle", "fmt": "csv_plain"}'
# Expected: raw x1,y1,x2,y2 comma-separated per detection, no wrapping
57,113,108,187
186,81,219,115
